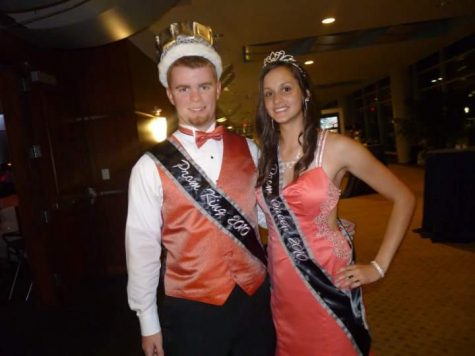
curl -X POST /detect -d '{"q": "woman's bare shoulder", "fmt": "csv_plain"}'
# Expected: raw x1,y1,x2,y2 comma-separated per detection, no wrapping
324,131,359,153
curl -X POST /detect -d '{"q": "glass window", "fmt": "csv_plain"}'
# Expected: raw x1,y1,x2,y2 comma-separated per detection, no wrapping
445,50,474,81
415,53,439,73
418,67,442,90
445,35,475,59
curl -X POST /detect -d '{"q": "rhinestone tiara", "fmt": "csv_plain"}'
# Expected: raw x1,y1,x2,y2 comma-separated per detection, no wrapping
263,50,305,74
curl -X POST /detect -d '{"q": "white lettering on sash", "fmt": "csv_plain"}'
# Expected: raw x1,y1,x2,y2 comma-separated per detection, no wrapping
227,215,251,236
270,198,291,233
173,160,201,191
264,166,278,195
287,237,309,261
265,166,309,261
200,188,227,218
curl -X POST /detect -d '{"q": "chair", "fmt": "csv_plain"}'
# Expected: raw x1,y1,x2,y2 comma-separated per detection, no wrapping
1,206,32,301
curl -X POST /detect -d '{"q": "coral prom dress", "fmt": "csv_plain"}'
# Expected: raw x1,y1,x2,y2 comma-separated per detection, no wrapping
257,130,370,356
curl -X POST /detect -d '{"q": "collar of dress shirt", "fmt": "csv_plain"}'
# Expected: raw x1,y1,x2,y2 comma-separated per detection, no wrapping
177,122,217,137
172,121,223,181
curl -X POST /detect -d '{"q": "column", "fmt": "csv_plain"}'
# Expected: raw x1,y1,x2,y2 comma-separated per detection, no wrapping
390,67,411,163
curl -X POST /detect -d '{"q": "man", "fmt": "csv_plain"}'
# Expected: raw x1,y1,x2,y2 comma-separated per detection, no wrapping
126,22,275,356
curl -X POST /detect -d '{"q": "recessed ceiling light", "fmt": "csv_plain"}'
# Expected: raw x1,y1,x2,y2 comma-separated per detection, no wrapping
437,1,451,7
322,17,335,24
304,60,314,65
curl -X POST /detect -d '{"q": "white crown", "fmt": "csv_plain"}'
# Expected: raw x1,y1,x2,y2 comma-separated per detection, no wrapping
156,22,223,88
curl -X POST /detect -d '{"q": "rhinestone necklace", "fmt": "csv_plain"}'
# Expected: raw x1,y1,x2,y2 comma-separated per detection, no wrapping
281,151,303,172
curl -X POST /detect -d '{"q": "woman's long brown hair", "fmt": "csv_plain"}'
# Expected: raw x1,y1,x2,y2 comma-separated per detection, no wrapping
255,61,320,186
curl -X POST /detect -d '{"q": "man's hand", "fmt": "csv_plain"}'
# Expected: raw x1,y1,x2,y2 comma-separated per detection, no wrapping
142,332,164,356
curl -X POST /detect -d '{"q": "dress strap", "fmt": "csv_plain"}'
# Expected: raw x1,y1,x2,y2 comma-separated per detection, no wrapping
315,130,328,167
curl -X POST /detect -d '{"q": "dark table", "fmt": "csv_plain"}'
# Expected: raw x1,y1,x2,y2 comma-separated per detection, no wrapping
341,144,385,198
418,148,475,243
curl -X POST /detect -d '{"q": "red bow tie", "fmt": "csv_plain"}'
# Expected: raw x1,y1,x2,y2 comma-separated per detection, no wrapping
179,125,225,148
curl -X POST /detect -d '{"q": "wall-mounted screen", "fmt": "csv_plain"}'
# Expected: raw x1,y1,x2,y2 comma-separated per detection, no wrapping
319,114,339,132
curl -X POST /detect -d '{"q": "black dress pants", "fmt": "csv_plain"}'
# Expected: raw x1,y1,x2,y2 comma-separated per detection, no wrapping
160,278,275,356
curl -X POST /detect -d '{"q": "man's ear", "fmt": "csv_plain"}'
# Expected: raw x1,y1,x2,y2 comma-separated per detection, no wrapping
216,80,222,100
166,87,175,106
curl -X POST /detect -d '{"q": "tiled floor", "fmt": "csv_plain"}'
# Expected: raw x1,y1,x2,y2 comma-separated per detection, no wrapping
339,165,475,355
0,164,474,355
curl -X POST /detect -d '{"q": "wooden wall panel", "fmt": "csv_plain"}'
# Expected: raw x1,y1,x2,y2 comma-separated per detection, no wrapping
1,31,166,302
0,70,59,306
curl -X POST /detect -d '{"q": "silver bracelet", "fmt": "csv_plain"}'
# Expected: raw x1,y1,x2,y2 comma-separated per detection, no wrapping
370,260,385,279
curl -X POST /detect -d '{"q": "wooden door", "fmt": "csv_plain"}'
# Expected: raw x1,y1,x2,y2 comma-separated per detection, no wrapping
1,65,130,305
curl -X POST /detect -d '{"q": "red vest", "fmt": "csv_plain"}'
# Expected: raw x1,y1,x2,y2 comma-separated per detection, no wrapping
157,130,266,305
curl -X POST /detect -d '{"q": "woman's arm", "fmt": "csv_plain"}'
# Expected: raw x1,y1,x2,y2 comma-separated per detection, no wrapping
329,134,416,289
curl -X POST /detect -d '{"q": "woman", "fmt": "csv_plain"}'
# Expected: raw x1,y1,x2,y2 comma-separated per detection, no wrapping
255,51,415,356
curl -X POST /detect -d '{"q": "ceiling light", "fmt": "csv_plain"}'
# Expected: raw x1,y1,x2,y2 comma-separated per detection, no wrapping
149,116,167,143
304,60,314,65
217,117,227,123
322,17,335,24
135,109,167,142
464,106,470,114
437,1,451,7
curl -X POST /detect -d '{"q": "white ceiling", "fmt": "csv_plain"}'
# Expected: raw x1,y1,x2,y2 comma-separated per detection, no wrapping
129,0,475,126
2,0,475,126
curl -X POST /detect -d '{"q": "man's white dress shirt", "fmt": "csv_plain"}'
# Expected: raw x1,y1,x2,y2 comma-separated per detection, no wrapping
125,125,262,336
